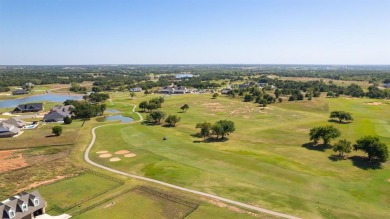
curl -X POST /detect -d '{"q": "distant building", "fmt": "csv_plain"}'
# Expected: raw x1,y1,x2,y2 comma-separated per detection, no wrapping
0,190,46,219
175,74,194,79
129,87,142,92
12,89,28,95
221,88,232,94
384,83,390,88
22,82,35,90
12,103,43,113
158,85,187,94
43,105,74,122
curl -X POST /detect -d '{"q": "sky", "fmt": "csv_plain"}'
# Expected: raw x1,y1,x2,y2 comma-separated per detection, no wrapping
0,0,389,65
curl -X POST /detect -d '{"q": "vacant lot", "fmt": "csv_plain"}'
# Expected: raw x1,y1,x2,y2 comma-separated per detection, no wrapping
37,172,121,209
89,93,390,218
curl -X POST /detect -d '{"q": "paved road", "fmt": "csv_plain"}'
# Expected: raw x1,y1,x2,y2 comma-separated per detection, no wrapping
84,105,301,219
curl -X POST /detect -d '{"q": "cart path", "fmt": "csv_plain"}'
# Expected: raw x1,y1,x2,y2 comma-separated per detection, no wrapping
84,105,301,219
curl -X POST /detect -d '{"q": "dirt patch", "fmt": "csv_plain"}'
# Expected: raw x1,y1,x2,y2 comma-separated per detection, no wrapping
202,198,259,218
387,178,390,183
103,201,116,208
22,175,66,192
96,150,109,154
124,153,137,158
366,102,382,106
109,157,121,162
99,153,112,158
115,150,130,155
202,102,225,113
0,150,29,172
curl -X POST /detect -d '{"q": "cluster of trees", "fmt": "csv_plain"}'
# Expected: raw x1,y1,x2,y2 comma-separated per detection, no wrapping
196,120,235,141
139,97,165,112
146,111,181,127
64,100,106,119
83,93,110,103
69,83,87,93
0,86,10,92
309,125,388,163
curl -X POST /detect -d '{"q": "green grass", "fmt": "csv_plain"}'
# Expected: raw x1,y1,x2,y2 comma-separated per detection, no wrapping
89,93,390,218
37,172,121,209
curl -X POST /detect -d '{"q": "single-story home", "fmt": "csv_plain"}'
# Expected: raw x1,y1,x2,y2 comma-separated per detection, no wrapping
12,89,28,95
129,87,142,92
384,83,390,88
221,88,232,94
0,123,20,138
43,105,74,122
12,103,43,113
2,118,26,128
0,190,46,219
158,85,187,94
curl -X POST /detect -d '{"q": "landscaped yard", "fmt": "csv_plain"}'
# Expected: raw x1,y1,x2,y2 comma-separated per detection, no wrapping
89,93,390,218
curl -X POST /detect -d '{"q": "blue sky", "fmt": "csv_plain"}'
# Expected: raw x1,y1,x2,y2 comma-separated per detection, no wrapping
0,0,389,65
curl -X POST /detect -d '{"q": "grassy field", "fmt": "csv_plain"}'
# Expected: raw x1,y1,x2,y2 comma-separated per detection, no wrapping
88,93,390,218
37,172,121,209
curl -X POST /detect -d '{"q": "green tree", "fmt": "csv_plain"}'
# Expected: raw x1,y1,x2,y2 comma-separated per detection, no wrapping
165,115,181,127
180,104,189,112
63,116,72,124
196,122,212,140
330,111,354,123
148,110,166,124
130,92,136,99
212,93,219,99
139,101,148,112
259,99,267,107
243,94,253,102
354,136,389,163
333,139,352,157
146,102,158,112
212,120,236,140
52,126,63,136
309,125,341,145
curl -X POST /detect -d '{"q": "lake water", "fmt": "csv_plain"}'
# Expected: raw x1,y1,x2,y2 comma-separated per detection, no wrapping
104,115,133,123
0,94,83,108
105,109,121,113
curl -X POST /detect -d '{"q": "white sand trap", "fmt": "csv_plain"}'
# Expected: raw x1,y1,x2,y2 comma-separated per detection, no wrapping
115,150,130,155
124,153,137,158
96,150,109,154
99,153,112,158
110,157,121,162
366,102,382,106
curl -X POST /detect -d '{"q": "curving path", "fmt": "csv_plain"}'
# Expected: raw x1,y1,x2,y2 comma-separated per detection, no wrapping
84,105,300,219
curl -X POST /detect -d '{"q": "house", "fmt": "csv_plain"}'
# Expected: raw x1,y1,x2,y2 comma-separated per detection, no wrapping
158,85,187,94
221,88,232,94
129,87,142,92
0,123,20,138
22,82,34,90
12,89,28,95
175,74,194,79
0,190,46,219
43,105,74,122
12,103,43,113
384,83,390,88
2,118,26,128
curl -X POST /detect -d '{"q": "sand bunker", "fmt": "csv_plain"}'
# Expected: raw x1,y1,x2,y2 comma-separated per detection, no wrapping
124,153,137,158
96,150,109,154
109,157,121,162
115,150,130,155
99,153,112,158
366,102,382,106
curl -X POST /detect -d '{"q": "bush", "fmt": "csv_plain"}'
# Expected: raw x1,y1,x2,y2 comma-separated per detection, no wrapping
64,116,72,124
52,126,63,136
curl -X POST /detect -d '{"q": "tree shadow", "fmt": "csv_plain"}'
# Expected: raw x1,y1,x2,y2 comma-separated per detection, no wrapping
348,156,382,170
162,124,175,128
328,154,346,162
190,133,203,138
193,137,229,143
45,135,57,138
327,119,351,124
301,142,330,151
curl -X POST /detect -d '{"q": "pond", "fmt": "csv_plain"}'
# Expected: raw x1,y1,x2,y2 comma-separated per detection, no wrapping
105,109,121,113
104,115,133,123
0,94,83,108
